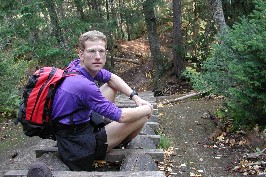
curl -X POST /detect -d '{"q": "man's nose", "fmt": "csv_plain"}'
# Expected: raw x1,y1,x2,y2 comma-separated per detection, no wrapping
95,51,101,58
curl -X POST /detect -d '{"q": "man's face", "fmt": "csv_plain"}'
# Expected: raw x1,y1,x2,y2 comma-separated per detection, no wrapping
79,40,107,77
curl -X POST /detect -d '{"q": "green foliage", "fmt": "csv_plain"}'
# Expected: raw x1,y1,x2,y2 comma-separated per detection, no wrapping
0,0,151,120
223,0,255,27
215,108,228,120
185,0,266,129
183,0,216,67
159,133,172,150
0,0,263,124
117,3,146,40
156,128,172,149
0,54,29,120
182,66,209,92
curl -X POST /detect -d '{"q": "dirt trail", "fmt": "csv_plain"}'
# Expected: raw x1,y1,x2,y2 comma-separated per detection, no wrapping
158,96,243,177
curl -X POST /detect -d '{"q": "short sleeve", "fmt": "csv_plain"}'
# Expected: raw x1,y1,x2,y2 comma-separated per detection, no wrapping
95,69,112,83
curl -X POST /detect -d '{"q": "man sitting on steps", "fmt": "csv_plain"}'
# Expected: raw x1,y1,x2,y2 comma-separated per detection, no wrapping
50,30,153,171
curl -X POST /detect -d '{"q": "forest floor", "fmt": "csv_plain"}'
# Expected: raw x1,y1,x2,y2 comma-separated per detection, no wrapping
0,34,266,176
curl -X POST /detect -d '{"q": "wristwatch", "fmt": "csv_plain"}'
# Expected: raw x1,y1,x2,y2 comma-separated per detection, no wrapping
129,90,138,100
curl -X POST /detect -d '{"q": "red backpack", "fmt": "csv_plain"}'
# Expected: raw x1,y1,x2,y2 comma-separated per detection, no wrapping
16,67,78,139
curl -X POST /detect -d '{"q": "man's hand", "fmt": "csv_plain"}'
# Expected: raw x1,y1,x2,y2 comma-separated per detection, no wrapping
133,96,149,107
133,96,153,118
146,103,153,118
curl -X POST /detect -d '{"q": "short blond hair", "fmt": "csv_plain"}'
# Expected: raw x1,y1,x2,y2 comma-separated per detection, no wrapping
78,30,107,51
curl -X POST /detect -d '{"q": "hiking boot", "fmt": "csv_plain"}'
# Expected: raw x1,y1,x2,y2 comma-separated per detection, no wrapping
27,162,53,177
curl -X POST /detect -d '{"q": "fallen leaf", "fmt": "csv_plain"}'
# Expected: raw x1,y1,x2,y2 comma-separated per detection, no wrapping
180,163,186,167
217,135,224,141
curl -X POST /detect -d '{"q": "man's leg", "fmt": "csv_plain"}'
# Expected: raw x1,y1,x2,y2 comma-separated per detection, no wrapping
99,83,148,151
105,116,148,151
100,83,116,102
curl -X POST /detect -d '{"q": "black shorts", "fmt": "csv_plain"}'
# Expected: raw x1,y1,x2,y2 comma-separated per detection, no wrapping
54,122,108,171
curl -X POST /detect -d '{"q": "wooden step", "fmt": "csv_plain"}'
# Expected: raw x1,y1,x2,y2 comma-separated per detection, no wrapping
36,148,164,162
5,91,163,177
4,170,165,177
127,136,156,149
147,115,159,122
153,109,158,115
120,153,159,171
137,135,160,146
145,122,159,132
129,134,160,146
140,124,156,135
116,102,157,108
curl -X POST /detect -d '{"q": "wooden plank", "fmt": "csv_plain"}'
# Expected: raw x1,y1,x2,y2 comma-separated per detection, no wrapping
36,148,164,162
145,122,159,132
120,153,158,171
127,136,156,149
147,115,159,122
36,146,58,158
116,100,157,103
106,149,164,162
139,135,160,146
4,170,166,177
140,124,156,135
153,109,158,115
116,102,157,108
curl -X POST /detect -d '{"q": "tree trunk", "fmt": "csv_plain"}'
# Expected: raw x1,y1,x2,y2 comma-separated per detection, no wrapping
91,0,100,11
44,0,64,45
143,0,163,96
172,0,184,78
105,0,110,20
118,0,125,39
209,0,229,34
74,0,86,21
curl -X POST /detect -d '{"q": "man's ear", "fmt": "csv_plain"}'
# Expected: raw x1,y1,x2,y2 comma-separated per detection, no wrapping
78,50,84,61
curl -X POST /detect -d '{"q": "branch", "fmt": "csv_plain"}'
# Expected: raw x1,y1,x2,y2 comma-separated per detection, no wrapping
244,148,266,159
246,161,266,167
107,57,141,64
161,92,205,105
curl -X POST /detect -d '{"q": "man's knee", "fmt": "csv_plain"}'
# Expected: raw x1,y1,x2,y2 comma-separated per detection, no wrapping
100,83,117,102
105,118,146,140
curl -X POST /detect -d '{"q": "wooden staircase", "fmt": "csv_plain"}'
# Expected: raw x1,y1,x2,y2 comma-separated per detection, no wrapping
4,91,165,177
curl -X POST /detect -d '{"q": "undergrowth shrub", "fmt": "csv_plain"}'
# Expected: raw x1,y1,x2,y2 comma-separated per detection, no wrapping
0,55,29,121
159,134,172,150
183,0,266,130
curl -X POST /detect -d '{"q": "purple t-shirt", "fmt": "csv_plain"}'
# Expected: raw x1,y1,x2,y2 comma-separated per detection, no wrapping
51,60,122,125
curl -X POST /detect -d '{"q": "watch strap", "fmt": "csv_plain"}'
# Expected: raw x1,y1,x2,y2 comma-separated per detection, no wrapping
129,90,138,100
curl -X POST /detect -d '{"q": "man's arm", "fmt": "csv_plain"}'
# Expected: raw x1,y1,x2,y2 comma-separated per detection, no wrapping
107,73,153,123
107,74,150,105
107,74,134,97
